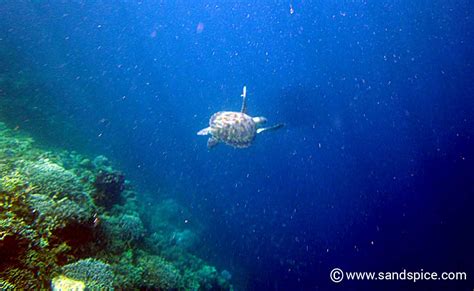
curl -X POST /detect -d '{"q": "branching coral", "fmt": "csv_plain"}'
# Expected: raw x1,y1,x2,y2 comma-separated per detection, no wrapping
28,193,92,232
116,213,145,242
0,279,15,290
60,258,115,290
109,249,144,289
99,212,145,255
0,123,34,161
138,254,182,289
20,158,86,201
1,267,37,289
0,217,35,241
0,171,28,194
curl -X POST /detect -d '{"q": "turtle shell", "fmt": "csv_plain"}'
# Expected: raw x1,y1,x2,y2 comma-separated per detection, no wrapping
209,111,257,148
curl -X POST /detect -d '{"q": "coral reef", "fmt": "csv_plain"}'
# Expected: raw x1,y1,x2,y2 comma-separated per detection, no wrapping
0,122,232,289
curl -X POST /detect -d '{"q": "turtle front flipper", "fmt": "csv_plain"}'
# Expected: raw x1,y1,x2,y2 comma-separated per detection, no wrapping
197,127,211,135
207,137,219,148
240,85,247,113
256,123,284,134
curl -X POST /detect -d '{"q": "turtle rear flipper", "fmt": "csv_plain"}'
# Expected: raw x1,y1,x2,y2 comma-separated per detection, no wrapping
256,123,284,134
207,137,219,148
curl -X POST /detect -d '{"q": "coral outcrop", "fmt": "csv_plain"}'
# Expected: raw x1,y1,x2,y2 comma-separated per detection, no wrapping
93,169,125,209
59,258,115,289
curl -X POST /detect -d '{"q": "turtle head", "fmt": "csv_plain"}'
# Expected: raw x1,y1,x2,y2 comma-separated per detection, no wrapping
252,116,267,127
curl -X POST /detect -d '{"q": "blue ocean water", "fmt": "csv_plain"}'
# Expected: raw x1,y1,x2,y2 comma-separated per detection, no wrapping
1,1,473,290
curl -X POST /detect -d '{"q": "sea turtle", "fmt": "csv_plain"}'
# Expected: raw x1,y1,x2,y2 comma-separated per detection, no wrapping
197,86,284,148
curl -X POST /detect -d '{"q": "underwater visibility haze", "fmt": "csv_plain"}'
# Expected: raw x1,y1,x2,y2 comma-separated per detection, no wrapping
0,1,473,290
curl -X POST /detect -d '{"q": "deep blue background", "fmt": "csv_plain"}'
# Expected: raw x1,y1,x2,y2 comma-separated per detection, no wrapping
1,1,473,290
